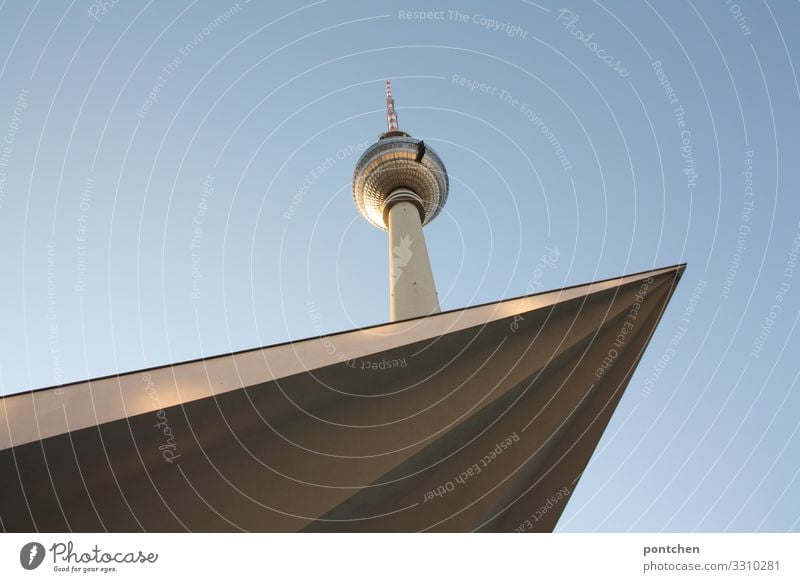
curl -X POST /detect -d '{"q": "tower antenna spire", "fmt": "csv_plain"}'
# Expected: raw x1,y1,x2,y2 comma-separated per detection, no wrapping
385,80,399,132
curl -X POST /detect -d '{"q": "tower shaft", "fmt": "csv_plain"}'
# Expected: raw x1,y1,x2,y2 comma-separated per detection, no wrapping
387,196,440,321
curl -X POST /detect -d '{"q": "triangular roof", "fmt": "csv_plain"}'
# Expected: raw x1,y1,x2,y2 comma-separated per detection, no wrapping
0,264,684,532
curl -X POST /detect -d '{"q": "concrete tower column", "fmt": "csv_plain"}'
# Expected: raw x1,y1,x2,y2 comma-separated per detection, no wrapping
385,190,440,321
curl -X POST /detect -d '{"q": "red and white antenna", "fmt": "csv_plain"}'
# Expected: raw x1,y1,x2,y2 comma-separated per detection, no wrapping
385,80,399,132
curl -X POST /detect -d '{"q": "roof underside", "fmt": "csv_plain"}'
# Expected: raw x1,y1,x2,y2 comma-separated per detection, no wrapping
0,265,684,532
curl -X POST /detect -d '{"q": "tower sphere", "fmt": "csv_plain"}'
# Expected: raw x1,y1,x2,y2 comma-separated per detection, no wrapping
352,134,449,230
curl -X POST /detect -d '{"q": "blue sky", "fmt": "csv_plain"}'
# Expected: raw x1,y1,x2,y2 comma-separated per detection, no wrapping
0,0,798,532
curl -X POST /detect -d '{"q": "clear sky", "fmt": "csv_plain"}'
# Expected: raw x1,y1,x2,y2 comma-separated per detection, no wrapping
0,0,798,532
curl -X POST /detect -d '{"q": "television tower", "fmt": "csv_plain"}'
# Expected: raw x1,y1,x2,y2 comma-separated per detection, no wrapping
352,81,449,321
